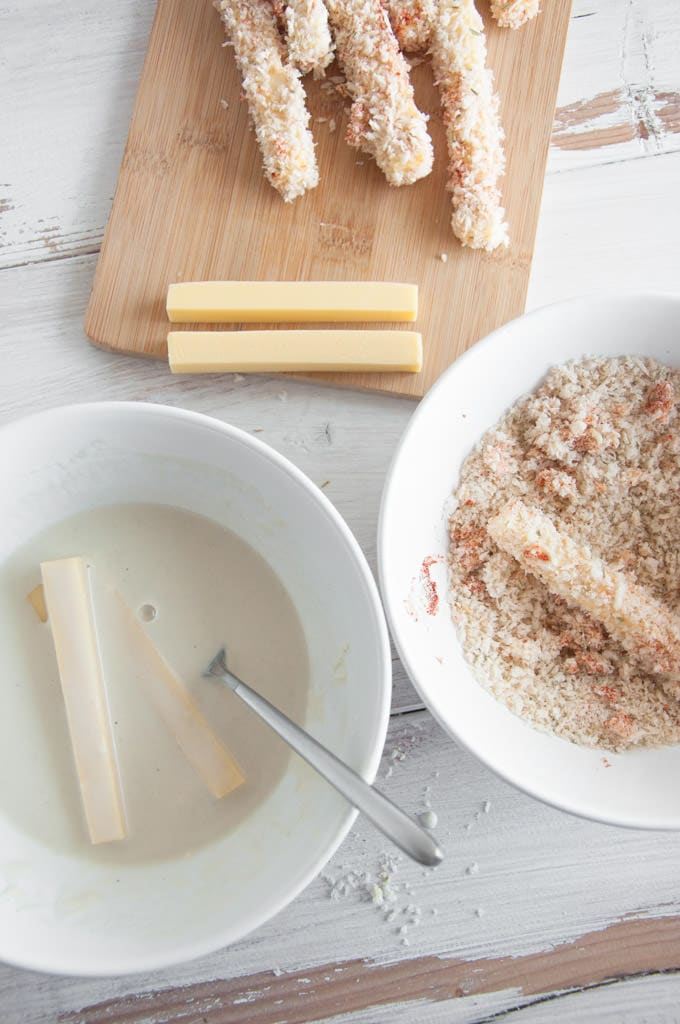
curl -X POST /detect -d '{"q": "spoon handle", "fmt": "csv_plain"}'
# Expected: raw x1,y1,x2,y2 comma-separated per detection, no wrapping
212,661,443,868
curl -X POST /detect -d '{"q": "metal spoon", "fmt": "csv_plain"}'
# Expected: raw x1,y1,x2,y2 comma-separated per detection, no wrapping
205,649,444,867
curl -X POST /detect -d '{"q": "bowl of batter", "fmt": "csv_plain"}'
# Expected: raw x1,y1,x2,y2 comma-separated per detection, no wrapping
0,402,391,974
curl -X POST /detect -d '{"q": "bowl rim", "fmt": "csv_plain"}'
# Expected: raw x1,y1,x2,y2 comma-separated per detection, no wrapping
378,291,680,833
0,400,392,976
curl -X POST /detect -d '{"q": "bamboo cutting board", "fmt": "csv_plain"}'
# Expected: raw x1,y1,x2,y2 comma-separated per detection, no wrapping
85,0,572,398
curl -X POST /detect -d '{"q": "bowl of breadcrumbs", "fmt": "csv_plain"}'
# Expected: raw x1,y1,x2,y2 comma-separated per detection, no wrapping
379,294,680,829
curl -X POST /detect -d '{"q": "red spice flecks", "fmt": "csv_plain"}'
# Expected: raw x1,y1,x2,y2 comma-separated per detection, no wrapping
420,555,441,616
592,683,618,702
601,757,612,768
523,545,550,562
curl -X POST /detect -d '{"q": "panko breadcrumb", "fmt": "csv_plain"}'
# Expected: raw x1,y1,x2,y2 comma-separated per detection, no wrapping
284,0,334,75
490,0,541,30
488,499,680,680
383,0,434,52
215,0,318,202
323,0,434,186
430,0,508,250
448,357,680,752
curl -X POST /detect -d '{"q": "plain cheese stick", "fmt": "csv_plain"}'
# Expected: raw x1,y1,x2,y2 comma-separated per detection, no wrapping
41,558,126,845
115,594,244,799
487,500,680,680
168,330,423,373
167,281,418,323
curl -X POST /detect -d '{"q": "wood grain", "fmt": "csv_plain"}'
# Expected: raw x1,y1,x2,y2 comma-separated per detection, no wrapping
59,916,680,1023
84,0,571,398
552,87,680,150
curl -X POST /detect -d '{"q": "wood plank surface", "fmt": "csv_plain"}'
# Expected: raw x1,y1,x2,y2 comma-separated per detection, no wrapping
83,0,571,397
4,706,680,1023
3,1,678,274
58,916,680,1024
2,1,680,1021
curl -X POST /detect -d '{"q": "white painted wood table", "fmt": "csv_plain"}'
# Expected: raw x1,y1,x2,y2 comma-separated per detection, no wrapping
1,1,680,1020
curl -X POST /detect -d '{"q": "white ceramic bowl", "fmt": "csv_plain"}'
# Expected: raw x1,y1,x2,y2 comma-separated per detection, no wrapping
0,402,391,975
379,293,680,830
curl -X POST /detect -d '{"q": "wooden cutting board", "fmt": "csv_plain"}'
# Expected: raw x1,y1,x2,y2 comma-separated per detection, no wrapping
84,0,572,398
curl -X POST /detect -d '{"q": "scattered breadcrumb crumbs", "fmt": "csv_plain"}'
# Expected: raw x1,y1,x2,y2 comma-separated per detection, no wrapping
448,356,680,752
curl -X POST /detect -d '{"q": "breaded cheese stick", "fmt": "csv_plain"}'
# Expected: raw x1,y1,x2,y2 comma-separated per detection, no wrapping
215,0,318,201
490,0,541,29
383,0,434,52
430,0,508,250
284,0,334,75
487,500,680,680
323,0,434,186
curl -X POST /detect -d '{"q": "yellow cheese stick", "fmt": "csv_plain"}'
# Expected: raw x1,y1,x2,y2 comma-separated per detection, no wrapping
168,330,423,374
41,558,126,845
167,281,418,323
487,500,680,679
27,583,48,623
115,593,244,799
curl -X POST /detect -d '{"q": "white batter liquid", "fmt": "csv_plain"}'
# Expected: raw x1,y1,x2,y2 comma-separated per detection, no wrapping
0,504,309,865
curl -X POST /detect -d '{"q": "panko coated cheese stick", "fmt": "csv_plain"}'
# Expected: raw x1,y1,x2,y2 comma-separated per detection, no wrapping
284,0,334,75
383,0,434,52
487,500,680,680
215,0,318,202
323,0,434,186
490,0,541,29
430,0,509,250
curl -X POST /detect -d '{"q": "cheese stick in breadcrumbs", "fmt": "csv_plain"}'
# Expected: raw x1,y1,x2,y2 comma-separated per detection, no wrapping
488,500,680,681
283,0,334,75
323,0,434,186
215,0,318,202
490,0,541,30
430,0,508,250
383,0,434,52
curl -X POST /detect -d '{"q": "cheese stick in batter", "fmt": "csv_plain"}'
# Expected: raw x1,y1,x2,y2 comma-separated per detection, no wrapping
215,0,318,201
383,0,434,52
430,0,508,250
41,558,126,845
488,500,680,681
323,0,433,186
490,0,541,30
